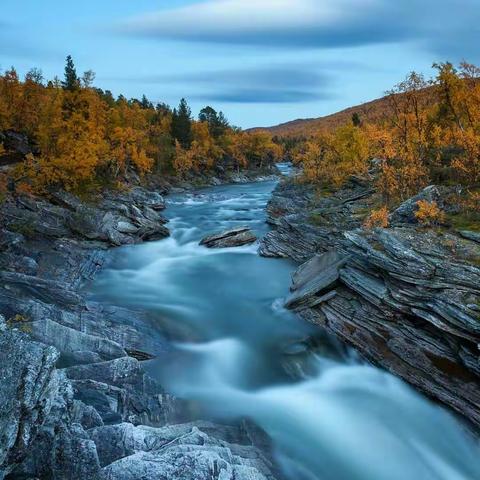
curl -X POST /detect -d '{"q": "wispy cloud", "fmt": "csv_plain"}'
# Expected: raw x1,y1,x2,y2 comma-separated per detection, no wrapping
104,64,336,104
195,88,333,104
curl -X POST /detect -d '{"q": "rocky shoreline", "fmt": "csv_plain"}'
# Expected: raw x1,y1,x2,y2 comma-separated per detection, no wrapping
0,172,281,479
260,177,480,431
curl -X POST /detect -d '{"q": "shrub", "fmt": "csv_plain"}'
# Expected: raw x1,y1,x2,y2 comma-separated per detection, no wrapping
364,206,389,229
415,200,445,226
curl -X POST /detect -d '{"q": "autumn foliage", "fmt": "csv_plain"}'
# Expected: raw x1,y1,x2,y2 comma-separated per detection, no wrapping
363,206,389,229
0,59,282,193
414,200,446,226
292,61,480,206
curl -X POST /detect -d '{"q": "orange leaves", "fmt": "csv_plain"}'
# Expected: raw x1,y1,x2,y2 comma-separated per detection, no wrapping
364,206,389,229
415,200,445,226
0,63,285,191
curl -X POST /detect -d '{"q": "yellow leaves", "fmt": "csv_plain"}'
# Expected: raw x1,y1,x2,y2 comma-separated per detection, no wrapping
0,64,284,190
110,127,153,176
415,200,445,226
364,206,389,229
173,140,194,176
296,125,369,188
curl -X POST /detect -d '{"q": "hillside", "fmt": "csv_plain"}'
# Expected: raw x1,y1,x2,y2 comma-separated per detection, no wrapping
252,88,435,137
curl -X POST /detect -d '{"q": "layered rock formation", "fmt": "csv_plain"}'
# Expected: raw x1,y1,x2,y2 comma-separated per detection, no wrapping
260,178,480,429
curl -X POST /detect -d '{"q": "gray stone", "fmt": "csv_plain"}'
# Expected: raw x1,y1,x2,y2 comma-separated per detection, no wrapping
285,252,347,309
200,226,257,248
0,330,61,478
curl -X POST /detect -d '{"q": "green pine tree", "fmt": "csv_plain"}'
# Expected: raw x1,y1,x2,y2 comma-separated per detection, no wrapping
62,55,79,91
171,98,193,148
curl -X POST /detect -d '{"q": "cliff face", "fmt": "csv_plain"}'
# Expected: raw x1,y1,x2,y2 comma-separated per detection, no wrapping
0,187,279,480
260,178,480,429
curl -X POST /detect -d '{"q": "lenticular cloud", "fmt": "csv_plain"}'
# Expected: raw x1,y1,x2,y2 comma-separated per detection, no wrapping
116,0,479,60
118,0,407,48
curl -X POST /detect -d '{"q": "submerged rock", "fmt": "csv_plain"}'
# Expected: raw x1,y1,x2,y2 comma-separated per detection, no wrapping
200,226,257,248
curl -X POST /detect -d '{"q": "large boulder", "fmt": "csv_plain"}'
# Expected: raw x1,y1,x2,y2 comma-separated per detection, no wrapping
200,226,257,248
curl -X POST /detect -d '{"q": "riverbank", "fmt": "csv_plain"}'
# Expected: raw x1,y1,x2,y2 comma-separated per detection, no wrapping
0,171,282,479
259,176,480,430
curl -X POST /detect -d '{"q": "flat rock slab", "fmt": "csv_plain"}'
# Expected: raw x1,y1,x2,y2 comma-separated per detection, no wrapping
285,251,347,310
200,226,257,248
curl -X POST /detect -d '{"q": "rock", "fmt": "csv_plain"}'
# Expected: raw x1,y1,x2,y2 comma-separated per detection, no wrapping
284,252,347,309
1,186,169,247
459,230,480,244
97,422,275,480
0,229,24,251
2,130,36,156
0,270,83,306
200,226,257,248
0,329,61,478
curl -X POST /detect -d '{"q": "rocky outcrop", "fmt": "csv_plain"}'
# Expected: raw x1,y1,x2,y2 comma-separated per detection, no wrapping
1,187,169,247
261,178,480,429
92,422,277,480
200,226,257,248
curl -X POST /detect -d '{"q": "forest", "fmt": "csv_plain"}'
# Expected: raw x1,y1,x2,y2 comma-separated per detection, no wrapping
286,62,480,227
0,56,282,195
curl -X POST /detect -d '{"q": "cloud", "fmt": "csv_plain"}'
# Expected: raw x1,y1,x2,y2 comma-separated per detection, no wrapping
116,0,479,59
196,88,332,104
117,0,409,48
105,64,336,104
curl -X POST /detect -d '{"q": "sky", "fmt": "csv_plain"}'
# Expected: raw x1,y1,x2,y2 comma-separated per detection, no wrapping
0,0,479,129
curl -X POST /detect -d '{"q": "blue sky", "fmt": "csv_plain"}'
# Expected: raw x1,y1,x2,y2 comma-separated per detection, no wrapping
1,0,478,128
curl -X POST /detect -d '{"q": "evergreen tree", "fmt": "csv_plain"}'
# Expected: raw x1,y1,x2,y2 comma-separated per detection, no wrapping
62,55,79,91
141,94,154,110
352,112,362,127
171,98,193,148
199,106,229,139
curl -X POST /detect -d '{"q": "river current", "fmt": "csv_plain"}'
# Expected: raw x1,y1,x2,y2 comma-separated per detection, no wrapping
90,166,480,480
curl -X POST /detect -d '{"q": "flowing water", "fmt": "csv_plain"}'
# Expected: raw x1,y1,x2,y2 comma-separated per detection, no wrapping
90,166,480,480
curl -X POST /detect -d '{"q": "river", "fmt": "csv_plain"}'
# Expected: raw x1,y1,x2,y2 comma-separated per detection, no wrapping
89,166,480,480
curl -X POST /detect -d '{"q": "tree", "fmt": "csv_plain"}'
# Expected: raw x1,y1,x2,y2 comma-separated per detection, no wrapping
199,106,229,138
81,70,96,88
171,98,192,148
62,55,79,91
140,94,153,110
352,112,362,127
25,68,44,85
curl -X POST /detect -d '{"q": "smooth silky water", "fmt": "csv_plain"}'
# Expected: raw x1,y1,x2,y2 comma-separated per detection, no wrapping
89,165,480,480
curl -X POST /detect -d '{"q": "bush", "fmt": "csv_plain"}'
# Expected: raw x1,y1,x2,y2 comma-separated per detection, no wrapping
415,200,445,226
364,206,389,229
